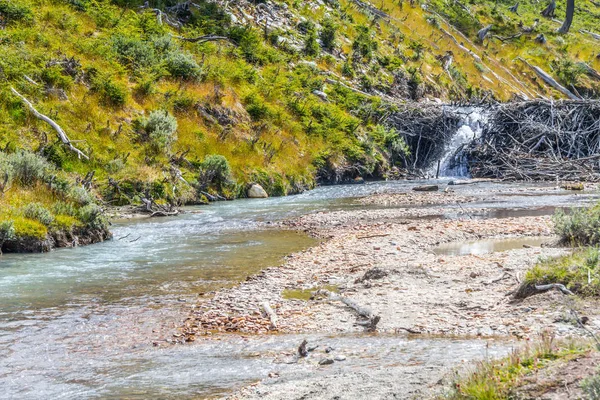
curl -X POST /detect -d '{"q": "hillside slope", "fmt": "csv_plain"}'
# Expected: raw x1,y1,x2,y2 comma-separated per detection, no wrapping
0,0,599,251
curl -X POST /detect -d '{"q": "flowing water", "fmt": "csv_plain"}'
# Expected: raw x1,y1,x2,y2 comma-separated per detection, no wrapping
0,181,598,399
431,107,487,178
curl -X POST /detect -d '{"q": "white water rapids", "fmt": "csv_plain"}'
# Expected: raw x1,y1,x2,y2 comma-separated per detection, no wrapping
431,107,487,178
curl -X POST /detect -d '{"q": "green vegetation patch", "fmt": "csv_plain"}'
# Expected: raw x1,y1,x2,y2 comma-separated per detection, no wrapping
524,247,600,297
447,334,587,400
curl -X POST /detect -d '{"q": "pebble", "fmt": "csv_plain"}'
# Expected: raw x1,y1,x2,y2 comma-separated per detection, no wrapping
334,355,346,361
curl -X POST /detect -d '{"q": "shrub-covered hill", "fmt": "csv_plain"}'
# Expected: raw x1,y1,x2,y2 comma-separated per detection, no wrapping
0,0,598,251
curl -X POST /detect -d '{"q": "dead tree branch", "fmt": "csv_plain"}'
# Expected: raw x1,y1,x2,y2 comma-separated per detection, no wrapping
10,87,89,159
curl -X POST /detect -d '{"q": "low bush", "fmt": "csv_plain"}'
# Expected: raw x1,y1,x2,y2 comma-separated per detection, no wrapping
141,110,178,151
197,154,233,192
77,203,107,229
112,35,157,70
320,18,337,52
0,220,15,244
165,51,202,81
12,217,48,239
448,332,584,399
90,73,127,106
3,151,54,187
523,247,600,297
0,0,34,24
554,206,600,246
582,369,600,400
23,203,54,226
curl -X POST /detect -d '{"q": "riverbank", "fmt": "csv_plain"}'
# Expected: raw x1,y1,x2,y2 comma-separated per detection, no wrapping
176,184,600,398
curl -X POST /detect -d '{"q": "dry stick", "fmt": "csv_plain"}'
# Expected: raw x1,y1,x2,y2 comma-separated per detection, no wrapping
260,301,278,330
357,233,390,239
10,87,89,160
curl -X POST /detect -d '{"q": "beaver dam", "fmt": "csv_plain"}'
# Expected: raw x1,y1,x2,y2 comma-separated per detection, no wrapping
387,100,600,181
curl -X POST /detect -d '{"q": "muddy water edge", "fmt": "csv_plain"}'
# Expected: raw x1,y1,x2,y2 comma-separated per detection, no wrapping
1,181,599,399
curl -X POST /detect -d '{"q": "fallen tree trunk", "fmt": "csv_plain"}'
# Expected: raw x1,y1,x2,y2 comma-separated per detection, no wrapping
313,289,380,331
512,281,574,299
517,58,580,99
11,87,89,159
173,34,236,45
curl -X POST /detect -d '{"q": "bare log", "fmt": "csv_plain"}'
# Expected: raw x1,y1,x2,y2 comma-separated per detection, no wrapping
413,185,439,192
260,301,278,330
535,283,574,295
10,87,89,159
578,62,600,80
580,29,600,40
313,289,380,331
172,34,236,45
517,58,580,99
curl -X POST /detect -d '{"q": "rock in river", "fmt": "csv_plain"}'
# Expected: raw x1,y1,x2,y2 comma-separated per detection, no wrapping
248,184,268,198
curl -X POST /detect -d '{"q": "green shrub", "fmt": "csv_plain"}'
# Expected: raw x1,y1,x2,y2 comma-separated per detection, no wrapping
41,65,74,90
90,73,127,106
141,110,178,150
0,220,15,244
77,203,107,229
112,35,157,70
352,25,377,62
13,217,47,239
68,185,94,205
105,158,125,173
23,203,54,226
9,151,55,186
198,154,233,192
0,0,33,24
582,370,600,400
165,51,201,80
524,247,600,296
320,18,337,51
304,28,320,57
554,206,600,245
244,93,270,120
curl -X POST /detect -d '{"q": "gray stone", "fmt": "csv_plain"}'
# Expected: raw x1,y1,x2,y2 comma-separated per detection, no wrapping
248,184,268,198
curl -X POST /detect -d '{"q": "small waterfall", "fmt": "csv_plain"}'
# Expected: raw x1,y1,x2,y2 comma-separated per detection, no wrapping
433,107,486,178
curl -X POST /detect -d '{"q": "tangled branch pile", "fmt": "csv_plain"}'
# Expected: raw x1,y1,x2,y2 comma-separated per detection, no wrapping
387,104,462,173
466,100,600,181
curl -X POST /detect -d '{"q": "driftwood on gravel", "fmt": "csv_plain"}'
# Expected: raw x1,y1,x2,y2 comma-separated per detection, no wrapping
466,100,600,181
513,281,574,299
260,301,278,330
313,289,380,331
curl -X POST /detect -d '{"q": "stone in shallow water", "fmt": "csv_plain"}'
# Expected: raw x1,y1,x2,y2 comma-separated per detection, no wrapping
248,184,268,198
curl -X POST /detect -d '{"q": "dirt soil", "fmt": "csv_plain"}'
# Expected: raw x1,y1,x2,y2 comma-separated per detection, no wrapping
175,188,600,399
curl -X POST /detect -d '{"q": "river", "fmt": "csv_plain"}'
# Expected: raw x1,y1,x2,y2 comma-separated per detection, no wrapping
0,181,597,399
